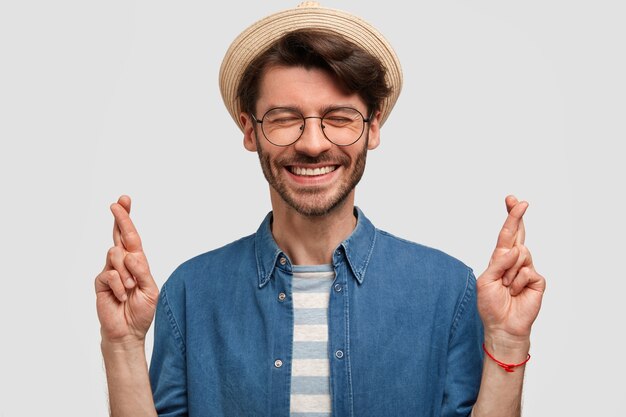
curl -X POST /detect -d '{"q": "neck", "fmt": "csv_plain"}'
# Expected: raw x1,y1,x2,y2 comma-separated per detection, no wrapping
270,192,357,266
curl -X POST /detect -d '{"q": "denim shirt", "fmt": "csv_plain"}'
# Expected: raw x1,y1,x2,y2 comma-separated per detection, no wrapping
149,208,484,417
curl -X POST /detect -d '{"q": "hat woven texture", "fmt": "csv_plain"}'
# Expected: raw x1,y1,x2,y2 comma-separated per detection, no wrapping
219,1,403,132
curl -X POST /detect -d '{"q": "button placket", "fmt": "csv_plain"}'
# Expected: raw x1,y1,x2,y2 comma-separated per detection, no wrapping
327,261,352,415
267,267,293,415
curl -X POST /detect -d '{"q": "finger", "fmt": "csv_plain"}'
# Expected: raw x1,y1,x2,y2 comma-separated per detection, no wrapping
107,246,136,289
118,195,132,213
113,219,122,247
508,266,533,296
502,245,532,286
95,270,128,302
494,200,528,251
517,218,526,246
528,271,547,294
481,246,519,283
125,252,156,290
505,195,526,246
505,195,518,213
110,202,143,253
112,195,132,247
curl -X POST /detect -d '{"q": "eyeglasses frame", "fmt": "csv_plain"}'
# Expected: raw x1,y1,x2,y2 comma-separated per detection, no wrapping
250,106,373,147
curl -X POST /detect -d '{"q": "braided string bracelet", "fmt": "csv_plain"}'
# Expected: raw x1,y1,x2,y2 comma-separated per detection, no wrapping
482,343,531,373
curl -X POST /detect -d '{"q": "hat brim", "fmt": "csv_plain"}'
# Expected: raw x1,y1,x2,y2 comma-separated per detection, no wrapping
219,4,403,132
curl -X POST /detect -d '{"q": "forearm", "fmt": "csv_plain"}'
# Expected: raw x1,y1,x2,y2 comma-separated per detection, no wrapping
472,334,530,417
102,339,157,417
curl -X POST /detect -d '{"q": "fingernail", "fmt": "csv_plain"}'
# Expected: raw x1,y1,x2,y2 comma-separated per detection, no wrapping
121,293,128,302
125,279,135,288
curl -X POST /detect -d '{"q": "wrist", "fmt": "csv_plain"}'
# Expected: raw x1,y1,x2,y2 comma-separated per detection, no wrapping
101,338,149,378
483,332,530,363
101,336,146,355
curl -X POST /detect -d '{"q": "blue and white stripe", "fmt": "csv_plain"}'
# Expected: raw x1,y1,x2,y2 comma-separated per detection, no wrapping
290,265,335,417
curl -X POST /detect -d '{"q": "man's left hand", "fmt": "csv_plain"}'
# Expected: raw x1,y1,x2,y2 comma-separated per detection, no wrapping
476,195,546,343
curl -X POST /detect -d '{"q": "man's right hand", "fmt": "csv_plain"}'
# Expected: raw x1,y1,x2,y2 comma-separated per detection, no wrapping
95,195,159,345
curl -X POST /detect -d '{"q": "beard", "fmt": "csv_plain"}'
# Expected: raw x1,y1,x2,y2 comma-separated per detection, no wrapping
255,134,368,217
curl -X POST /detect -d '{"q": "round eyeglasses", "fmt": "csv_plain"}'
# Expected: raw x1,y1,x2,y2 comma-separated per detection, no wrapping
251,107,371,147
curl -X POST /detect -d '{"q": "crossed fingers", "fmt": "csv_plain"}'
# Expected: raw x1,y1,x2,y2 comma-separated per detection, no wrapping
111,195,142,253
97,195,151,301
490,195,538,295
493,195,527,255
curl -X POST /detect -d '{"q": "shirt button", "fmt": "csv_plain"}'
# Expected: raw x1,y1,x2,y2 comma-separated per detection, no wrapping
279,257,287,265
335,350,344,359
278,292,286,302
274,359,283,368
334,283,342,292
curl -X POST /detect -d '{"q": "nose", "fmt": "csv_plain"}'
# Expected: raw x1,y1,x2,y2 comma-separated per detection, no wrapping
293,117,332,156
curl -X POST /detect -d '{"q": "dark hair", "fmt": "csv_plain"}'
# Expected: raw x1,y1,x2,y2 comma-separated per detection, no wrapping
237,29,392,116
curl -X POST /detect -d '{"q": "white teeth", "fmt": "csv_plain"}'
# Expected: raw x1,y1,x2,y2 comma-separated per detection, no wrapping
290,166,336,176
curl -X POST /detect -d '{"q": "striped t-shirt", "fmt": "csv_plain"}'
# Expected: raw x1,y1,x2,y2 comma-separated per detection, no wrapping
290,264,335,417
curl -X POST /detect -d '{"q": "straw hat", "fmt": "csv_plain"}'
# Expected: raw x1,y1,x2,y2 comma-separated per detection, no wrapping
219,1,403,132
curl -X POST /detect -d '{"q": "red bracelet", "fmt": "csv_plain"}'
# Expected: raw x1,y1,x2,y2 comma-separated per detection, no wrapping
482,343,531,373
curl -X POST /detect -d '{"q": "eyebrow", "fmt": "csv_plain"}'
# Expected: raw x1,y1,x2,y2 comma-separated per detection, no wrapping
263,103,364,114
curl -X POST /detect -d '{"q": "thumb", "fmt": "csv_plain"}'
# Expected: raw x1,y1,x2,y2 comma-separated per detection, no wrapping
483,246,519,283
124,252,157,291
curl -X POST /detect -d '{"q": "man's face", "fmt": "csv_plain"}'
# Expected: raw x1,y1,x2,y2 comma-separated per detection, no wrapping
240,66,380,217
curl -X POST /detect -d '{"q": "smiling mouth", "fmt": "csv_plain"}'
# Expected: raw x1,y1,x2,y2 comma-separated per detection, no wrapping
288,166,337,177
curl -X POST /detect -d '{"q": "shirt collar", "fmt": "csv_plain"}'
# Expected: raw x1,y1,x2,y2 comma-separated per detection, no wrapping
254,207,377,288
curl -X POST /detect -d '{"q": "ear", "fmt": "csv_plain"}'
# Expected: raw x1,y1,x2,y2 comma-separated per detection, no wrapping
240,112,258,152
366,110,381,150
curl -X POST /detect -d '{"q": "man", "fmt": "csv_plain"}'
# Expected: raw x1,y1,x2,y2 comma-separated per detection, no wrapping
95,3,546,416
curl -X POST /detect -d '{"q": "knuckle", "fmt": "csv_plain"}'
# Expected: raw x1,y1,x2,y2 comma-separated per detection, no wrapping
107,246,120,259
501,226,514,236
519,269,531,283
519,245,530,257
124,252,136,267
106,269,120,284
124,230,141,242
535,271,546,284
130,253,150,274
133,261,146,274
94,272,106,290
137,261,150,277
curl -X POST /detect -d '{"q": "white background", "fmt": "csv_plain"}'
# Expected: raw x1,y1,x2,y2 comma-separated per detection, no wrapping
1,0,624,415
